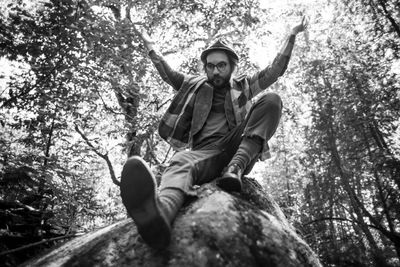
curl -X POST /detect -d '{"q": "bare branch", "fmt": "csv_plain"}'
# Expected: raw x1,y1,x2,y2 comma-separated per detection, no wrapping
161,145,173,164
302,216,381,231
94,86,135,120
74,124,120,186
0,234,81,256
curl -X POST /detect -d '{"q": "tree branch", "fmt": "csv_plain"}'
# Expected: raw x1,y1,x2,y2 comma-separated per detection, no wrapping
376,0,400,38
0,234,81,256
161,145,173,164
303,216,382,232
74,124,120,186
94,85,135,120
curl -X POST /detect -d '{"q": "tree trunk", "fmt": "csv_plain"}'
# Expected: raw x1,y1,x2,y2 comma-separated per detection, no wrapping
22,177,321,267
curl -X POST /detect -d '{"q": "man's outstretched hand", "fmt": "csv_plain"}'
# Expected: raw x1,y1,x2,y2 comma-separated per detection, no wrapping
291,16,309,35
130,23,155,51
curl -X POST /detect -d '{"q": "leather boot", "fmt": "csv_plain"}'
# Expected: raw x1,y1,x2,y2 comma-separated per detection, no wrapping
120,156,171,249
216,164,243,192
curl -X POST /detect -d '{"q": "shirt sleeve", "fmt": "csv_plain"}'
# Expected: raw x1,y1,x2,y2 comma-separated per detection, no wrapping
148,50,185,91
248,34,296,96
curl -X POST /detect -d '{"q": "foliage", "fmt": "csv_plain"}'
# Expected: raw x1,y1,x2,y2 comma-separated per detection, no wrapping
0,0,399,266
293,0,400,266
0,0,264,265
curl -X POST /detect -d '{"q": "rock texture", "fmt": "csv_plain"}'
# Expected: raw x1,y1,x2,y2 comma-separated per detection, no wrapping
23,177,321,267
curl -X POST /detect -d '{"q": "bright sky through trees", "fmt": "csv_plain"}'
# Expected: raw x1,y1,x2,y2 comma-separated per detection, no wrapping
1,0,399,265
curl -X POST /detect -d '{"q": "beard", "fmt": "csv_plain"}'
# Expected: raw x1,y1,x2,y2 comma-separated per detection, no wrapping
208,74,231,88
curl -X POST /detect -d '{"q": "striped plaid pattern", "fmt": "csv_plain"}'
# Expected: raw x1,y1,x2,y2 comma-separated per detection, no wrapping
231,52,292,125
231,35,295,125
158,75,207,149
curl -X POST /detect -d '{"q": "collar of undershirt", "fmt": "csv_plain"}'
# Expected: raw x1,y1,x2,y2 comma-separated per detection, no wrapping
213,84,230,95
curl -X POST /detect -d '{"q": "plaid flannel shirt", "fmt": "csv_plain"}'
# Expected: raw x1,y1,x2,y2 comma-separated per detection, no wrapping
151,34,296,158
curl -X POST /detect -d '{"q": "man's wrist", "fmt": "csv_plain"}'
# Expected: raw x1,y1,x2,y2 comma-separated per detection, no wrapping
146,43,155,51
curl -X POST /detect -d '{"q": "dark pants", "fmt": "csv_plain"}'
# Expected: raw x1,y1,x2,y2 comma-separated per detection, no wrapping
159,92,282,195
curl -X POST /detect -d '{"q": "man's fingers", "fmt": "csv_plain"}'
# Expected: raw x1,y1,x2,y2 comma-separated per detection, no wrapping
300,15,309,30
126,20,154,47
132,24,146,40
304,17,309,29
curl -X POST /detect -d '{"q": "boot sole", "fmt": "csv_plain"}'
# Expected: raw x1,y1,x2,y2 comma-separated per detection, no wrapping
120,156,171,249
216,175,242,192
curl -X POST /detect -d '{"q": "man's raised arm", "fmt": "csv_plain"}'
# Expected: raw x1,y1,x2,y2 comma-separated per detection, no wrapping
248,16,308,95
132,25,184,91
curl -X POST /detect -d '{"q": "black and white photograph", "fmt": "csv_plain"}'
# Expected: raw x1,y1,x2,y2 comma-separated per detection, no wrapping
0,0,399,266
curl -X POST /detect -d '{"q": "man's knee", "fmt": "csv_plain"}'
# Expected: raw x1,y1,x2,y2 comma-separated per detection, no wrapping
258,92,282,106
255,92,282,112
162,151,196,180
159,151,195,191
168,151,195,168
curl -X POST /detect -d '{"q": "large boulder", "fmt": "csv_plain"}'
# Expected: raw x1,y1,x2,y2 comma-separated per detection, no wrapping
23,177,321,266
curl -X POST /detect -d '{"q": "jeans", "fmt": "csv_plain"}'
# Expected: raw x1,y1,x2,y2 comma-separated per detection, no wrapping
159,92,282,195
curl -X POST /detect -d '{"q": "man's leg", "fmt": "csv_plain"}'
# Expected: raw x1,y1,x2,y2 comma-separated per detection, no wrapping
158,149,230,221
217,92,282,191
120,156,171,249
120,149,229,249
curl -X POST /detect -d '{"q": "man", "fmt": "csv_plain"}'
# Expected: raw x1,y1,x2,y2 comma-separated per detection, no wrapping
120,17,308,249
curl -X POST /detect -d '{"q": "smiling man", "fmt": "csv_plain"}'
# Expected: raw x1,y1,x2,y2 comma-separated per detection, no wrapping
120,17,308,249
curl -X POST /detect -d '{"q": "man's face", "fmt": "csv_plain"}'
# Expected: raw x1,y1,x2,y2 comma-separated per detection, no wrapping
205,51,232,88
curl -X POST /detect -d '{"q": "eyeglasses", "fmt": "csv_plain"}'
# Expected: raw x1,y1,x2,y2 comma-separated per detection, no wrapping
205,62,227,72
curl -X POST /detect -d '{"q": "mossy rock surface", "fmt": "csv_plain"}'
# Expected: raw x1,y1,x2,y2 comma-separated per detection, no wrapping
23,177,321,267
